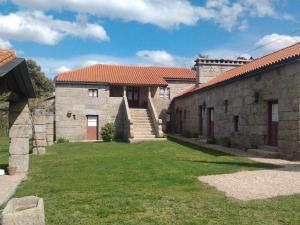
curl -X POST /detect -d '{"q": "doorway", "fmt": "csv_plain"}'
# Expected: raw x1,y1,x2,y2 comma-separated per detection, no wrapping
198,105,203,135
207,108,214,138
127,86,140,107
268,101,278,146
86,115,98,140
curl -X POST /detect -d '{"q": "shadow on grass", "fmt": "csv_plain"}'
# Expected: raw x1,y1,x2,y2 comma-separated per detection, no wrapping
0,163,8,171
180,159,279,170
167,137,230,157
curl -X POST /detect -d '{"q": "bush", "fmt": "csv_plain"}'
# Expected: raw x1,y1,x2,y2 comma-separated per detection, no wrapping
192,132,199,138
57,137,69,144
221,137,231,147
101,123,115,142
207,137,217,144
183,130,193,138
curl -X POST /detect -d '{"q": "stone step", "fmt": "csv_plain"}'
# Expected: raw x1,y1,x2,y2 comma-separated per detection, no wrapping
247,148,280,158
134,126,155,131
134,131,156,135
133,134,157,138
260,145,280,152
129,137,167,143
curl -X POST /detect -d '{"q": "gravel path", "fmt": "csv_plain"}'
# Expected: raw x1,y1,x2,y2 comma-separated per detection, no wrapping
169,134,300,201
198,155,300,201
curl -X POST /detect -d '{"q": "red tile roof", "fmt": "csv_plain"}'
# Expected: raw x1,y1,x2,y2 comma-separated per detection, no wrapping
56,64,196,86
0,50,16,68
177,42,300,97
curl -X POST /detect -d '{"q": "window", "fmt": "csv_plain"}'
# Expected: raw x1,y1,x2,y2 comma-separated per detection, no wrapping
166,88,170,99
224,100,228,113
88,89,98,97
159,87,165,98
234,116,239,132
184,110,187,120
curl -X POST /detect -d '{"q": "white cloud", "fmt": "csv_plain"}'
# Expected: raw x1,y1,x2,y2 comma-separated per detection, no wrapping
32,50,194,78
11,0,291,31
136,50,175,66
255,33,300,53
0,38,12,49
56,66,71,73
12,0,203,29
0,11,109,46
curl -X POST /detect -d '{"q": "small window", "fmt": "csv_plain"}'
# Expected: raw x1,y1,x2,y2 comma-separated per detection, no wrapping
159,87,165,98
166,88,170,99
88,89,98,97
234,116,239,132
224,100,228,113
184,110,187,120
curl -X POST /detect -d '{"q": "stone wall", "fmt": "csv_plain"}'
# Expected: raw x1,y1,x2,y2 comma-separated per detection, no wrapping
195,59,249,84
171,61,300,160
55,84,125,141
152,80,194,131
9,100,31,173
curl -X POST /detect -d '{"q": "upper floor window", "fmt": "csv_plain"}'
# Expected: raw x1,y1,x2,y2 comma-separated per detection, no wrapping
88,89,98,97
159,87,170,99
159,87,165,98
166,88,170,99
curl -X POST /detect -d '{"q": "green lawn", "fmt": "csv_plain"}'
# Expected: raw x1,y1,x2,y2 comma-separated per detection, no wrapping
0,136,9,170
1,138,300,224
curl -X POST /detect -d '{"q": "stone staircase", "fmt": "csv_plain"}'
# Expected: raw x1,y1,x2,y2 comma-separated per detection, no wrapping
130,108,158,142
248,145,280,158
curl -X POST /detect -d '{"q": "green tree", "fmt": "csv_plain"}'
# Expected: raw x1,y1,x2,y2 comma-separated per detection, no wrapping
26,59,54,97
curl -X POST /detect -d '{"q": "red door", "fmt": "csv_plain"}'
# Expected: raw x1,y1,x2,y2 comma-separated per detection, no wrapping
208,108,214,138
127,87,139,107
86,115,98,140
268,101,278,146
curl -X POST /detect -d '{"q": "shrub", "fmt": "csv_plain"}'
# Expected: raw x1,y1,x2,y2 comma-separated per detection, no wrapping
101,123,115,142
183,130,193,138
221,137,231,147
207,137,217,144
192,132,199,138
57,137,69,144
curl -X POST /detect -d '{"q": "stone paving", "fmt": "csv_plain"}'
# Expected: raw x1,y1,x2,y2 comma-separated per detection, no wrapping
0,174,26,206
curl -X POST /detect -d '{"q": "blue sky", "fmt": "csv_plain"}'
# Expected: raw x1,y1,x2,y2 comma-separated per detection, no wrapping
0,0,299,78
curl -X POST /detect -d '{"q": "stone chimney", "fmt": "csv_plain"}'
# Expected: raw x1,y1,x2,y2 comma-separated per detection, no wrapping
195,58,251,85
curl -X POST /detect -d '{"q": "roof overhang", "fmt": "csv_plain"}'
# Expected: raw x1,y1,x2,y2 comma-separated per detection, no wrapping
0,58,35,99
56,81,167,87
175,56,300,100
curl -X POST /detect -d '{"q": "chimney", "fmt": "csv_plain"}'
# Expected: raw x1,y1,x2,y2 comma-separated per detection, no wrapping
195,58,251,86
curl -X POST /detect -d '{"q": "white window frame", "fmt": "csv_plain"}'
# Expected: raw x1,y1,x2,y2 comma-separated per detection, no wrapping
159,87,165,98
88,89,98,97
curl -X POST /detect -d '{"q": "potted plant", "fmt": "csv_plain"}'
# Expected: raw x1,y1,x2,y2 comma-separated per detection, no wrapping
8,166,17,176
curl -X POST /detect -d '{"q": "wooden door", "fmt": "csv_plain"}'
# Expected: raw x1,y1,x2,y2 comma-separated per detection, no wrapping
268,101,278,146
127,87,139,107
179,110,183,133
86,115,98,140
208,108,214,138
198,105,203,135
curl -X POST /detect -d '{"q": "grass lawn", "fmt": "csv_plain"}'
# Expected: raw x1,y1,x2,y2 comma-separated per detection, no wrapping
1,138,300,224
0,136,9,170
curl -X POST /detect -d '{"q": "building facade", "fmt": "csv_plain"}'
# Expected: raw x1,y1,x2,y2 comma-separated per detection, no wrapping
171,43,300,160
55,64,196,142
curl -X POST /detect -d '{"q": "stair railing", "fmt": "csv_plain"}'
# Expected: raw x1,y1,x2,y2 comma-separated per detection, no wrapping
123,96,134,139
147,97,163,138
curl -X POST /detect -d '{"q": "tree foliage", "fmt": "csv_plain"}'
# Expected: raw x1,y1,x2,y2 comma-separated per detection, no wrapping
26,59,54,97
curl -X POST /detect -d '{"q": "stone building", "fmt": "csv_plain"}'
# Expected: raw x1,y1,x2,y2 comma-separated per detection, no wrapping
171,43,300,160
55,64,196,142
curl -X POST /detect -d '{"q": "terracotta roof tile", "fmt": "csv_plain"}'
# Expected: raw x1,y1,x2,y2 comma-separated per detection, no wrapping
179,42,300,97
56,64,196,86
0,50,16,68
